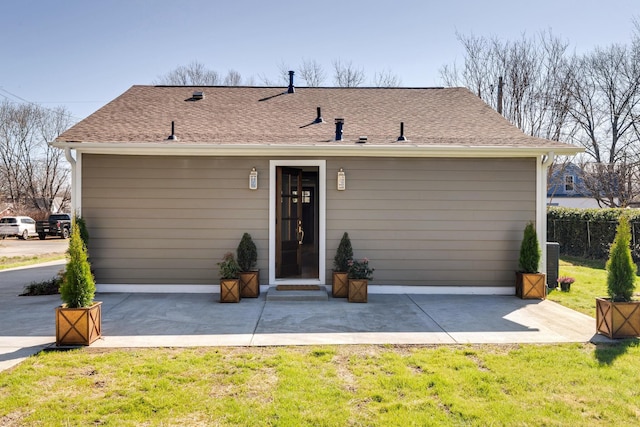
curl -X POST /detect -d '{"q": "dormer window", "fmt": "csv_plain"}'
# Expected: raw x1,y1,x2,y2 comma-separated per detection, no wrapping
565,175,574,192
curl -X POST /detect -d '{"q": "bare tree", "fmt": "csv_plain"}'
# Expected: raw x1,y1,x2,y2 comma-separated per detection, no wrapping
0,101,30,207
276,61,293,85
32,106,72,212
244,75,257,86
298,59,326,87
441,33,492,98
154,61,220,85
333,59,366,87
373,69,401,87
224,70,242,86
0,101,72,214
441,31,575,142
257,74,278,86
258,59,399,88
568,42,640,207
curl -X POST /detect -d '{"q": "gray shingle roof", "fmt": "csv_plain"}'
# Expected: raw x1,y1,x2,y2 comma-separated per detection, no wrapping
56,85,577,151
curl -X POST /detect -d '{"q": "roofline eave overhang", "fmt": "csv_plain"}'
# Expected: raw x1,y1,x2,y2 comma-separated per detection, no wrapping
51,141,583,158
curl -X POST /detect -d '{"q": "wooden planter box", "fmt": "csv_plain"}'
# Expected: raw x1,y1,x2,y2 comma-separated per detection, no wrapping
220,279,240,303
239,271,260,298
596,298,640,339
332,272,349,298
55,302,102,346
348,279,368,303
515,272,546,300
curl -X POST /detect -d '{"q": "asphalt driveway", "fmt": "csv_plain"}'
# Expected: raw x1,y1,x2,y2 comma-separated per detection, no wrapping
0,237,68,257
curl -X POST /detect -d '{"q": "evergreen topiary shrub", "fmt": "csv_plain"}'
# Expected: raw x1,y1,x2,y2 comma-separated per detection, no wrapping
606,216,637,302
333,232,353,272
59,220,95,308
75,215,90,247
236,233,258,272
519,222,541,273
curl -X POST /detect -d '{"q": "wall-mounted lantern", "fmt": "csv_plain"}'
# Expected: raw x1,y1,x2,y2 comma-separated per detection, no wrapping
337,168,346,191
249,167,258,190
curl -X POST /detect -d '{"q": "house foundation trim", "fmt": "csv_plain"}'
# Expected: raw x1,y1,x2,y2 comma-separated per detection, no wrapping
96,284,514,295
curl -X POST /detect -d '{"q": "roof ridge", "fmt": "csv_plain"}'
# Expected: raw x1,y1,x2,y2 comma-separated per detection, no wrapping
148,85,448,90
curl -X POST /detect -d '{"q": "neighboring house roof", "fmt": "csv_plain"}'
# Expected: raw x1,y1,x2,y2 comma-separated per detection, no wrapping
547,162,592,198
55,85,581,157
0,203,14,216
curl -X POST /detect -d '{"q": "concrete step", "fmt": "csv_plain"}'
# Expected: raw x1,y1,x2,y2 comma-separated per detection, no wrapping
266,285,329,302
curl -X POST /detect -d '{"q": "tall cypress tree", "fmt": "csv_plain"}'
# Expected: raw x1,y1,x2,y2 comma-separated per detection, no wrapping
60,220,95,308
606,216,637,302
519,222,541,273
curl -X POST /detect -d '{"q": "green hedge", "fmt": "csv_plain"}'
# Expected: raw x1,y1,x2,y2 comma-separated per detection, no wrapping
547,207,640,259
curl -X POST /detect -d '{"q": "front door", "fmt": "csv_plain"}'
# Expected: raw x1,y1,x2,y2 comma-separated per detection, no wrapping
270,160,325,284
275,166,321,279
276,167,303,277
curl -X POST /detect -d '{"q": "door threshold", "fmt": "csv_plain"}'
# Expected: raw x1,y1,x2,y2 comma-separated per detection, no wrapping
266,285,329,302
273,279,323,286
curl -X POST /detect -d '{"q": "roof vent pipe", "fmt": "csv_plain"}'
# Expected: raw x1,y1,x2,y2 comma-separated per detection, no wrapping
497,76,503,115
167,121,178,140
192,91,204,100
397,122,407,142
335,118,344,141
287,70,295,93
314,107,324,123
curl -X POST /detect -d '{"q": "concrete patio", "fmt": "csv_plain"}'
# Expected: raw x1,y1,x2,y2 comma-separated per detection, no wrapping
1,260,613,372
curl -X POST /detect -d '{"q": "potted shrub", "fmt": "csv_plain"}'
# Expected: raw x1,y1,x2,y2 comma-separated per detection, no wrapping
218,252,241,303
237,233,259,298
55,219,102,346
332,232,353,297
515,222,546,299
348,258,374,303
558,276,575,292
596,216,640,338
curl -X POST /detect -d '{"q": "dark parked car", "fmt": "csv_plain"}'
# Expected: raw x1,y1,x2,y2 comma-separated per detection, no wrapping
36,213,72,240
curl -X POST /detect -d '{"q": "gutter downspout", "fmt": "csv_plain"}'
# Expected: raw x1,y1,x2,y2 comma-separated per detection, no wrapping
538,151,555,282
64,147,78,216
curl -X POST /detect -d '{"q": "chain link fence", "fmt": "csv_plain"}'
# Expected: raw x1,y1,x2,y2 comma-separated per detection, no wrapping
547,208,640,260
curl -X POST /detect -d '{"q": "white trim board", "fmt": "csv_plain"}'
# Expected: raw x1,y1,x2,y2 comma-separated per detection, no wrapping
96,284,513,295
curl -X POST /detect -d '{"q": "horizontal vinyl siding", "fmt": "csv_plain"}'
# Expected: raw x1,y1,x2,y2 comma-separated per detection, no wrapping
82,155,269,285
83,154,536,289
325,157,536,287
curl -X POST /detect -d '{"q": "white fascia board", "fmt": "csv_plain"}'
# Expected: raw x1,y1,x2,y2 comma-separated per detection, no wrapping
53,141,583,158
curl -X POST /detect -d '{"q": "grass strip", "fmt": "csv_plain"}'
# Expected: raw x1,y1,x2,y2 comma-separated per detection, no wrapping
548,256,640,317
0,253,65,270
1,344,639,426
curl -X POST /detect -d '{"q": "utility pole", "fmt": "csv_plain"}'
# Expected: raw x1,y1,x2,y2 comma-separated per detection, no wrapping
497,76,504,115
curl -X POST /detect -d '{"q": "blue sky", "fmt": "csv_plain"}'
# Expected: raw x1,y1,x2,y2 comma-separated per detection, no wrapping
1,0,638,122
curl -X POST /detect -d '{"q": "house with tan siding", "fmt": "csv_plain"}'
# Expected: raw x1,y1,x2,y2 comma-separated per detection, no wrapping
53,78,581,294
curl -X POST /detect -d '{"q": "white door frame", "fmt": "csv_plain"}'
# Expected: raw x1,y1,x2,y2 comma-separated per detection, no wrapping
269,160,326,285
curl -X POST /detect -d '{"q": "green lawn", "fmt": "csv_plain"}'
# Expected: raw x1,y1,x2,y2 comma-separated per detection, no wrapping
0,254,65,270
1,343,639,426
2,256,640,426
548,256,640,317
0,341,640,426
